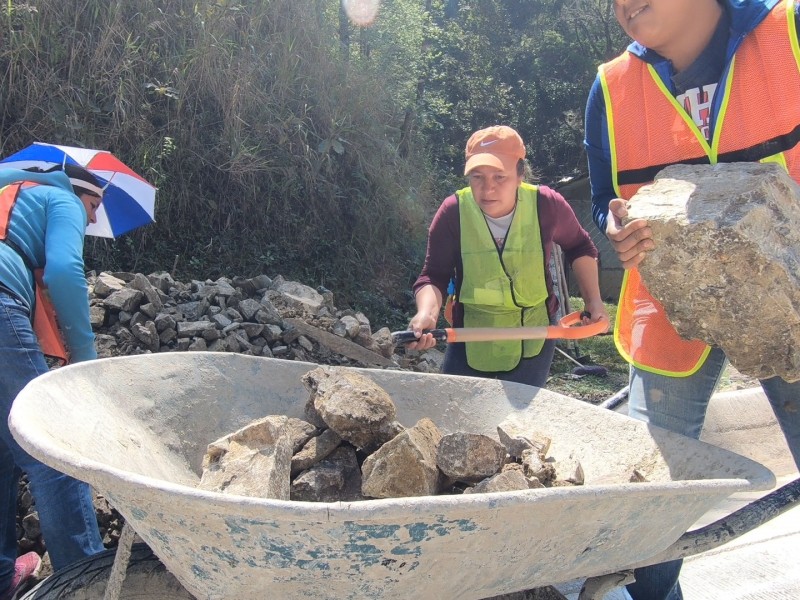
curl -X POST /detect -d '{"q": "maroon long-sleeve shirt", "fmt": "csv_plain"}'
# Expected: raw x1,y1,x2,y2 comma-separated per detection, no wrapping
412,185,598,327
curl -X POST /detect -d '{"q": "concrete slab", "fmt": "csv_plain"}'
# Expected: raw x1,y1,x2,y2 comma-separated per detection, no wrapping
556,387,800,600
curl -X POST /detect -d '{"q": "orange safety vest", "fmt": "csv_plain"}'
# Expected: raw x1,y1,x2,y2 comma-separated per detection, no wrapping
600,0,800,376
0,182,70,365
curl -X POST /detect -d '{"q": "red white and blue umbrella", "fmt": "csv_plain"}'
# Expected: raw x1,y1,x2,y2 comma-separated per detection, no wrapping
0,142,156,238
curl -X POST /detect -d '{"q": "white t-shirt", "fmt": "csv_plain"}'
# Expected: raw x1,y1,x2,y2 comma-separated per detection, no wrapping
484,207,516,249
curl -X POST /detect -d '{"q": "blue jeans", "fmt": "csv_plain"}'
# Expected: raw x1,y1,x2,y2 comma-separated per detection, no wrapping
442,339,557,388
626,347,800,600
0,290,103,590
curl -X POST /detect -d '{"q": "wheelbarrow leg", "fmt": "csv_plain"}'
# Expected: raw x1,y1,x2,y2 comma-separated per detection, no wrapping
578,570,635,600
102,519,137,600
481,586,569,599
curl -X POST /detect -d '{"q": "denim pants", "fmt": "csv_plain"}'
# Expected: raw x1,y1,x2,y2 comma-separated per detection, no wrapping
626,346,800,600
0,290,103,589
442,339,557,388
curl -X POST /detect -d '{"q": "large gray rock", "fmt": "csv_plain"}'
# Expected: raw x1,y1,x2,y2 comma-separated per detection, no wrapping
626,162,800,381
302,366,398,450
361,418,442,499
436,432,507,483
290,446,364,503
198,415,293,500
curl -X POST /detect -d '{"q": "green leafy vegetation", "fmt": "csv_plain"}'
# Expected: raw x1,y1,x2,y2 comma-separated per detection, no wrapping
0,0,628,319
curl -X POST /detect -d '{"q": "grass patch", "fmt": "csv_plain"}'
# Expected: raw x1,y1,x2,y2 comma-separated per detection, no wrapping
546,299,628,404
544,298,760,403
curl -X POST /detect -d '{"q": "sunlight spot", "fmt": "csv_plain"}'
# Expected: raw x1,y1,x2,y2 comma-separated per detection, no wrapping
342,0,380,27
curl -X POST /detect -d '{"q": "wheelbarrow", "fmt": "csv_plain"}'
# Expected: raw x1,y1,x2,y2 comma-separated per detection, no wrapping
7,353,784,600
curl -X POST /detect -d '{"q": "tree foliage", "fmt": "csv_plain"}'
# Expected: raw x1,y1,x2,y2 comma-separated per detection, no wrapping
0,0,629,323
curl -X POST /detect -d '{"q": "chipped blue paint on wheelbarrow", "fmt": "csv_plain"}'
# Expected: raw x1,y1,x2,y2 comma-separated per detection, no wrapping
9,353,775,600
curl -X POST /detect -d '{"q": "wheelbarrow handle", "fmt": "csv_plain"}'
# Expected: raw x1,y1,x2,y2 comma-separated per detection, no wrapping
391,311,608,345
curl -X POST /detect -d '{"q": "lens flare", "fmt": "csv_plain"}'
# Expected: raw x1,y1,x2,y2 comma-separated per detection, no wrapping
342,0,380,27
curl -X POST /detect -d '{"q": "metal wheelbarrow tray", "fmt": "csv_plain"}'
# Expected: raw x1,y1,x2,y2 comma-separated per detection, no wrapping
9,353,775,600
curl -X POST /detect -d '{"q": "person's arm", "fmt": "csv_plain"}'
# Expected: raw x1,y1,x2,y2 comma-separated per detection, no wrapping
542,186,609,328
585,74,654,270
406,197,459,350
570,255,608,328
585,75,616,235
42,189,97,363
407,284,444,350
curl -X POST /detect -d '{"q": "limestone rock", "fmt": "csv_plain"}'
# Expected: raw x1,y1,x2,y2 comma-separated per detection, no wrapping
285,417,319,453
521,449,556,485
198,415,292,500
273,280,324,315
361,418,442,498
103,288,144,313
291,446,364,502
463,469,530,495
291,428,343,476
130,272,163,311
626,162,800,381
131,321,159,352
552,451,585,485
302,366,397,450
497,417,552,460
92,272,126,297
436,432,507,483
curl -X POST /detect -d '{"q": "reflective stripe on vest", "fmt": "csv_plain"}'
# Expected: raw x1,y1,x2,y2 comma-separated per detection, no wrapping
600,0,800,377
0,182,70,364
457,183,548,371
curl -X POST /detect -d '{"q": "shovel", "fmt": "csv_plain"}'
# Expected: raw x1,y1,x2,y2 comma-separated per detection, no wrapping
391,311,607,345
392,311,609,376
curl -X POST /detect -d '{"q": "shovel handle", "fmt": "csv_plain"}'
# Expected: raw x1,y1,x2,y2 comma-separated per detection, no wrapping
392,311,607,345
392,329,450,345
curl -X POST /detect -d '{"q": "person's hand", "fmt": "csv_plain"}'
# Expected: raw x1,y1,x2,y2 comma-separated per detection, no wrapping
606,198,653,269
580,301,610,334
405,310,439,351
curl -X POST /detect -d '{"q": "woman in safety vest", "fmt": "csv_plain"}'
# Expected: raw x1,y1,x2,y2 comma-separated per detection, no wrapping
585,0,800,598
406,125,609,387
0,163,105,599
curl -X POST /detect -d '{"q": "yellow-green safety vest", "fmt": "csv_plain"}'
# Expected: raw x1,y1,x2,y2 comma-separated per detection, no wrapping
457,182,548,371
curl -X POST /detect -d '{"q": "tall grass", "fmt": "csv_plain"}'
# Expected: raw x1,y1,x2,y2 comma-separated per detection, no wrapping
0,0,435,314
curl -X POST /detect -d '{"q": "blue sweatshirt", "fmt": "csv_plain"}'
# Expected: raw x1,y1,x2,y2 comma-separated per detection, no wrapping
0,168,96,362
584,0,799,234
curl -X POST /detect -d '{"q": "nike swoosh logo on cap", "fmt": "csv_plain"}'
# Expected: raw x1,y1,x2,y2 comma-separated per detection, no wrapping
480,140,498,147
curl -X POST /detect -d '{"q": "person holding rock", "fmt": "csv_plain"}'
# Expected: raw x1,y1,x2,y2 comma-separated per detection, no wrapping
584,0,800,598
406,125,608,387
0,163,106,599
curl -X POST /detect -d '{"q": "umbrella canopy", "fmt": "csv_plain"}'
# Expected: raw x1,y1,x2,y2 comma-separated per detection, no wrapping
0,142,156,238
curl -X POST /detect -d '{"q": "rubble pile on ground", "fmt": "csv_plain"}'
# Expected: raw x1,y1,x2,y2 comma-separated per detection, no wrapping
87,270,444,372
198,366,586,503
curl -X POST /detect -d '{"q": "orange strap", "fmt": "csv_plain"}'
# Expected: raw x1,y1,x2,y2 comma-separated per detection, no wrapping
32,270,69,365
0,183,19,239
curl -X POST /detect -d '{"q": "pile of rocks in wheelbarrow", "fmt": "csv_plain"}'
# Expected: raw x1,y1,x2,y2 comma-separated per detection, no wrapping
15,269,442,574
198,365,589,503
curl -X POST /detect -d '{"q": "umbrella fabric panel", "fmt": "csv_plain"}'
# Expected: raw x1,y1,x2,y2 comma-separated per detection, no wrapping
0,143,156,239
85,151,149,183
85,170,156,238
